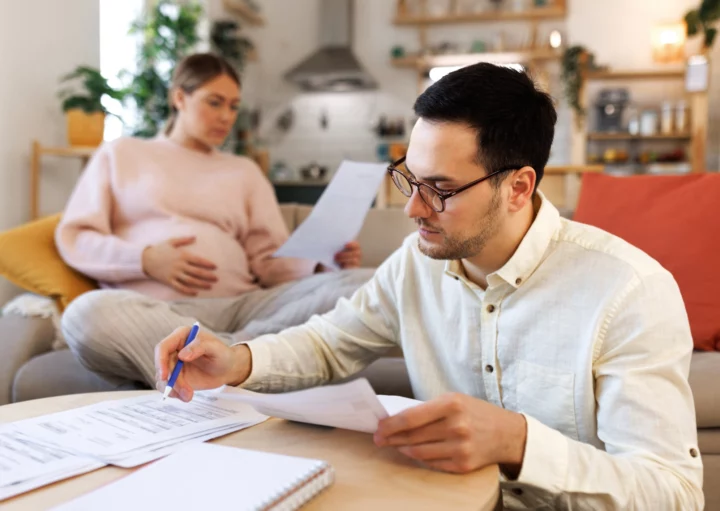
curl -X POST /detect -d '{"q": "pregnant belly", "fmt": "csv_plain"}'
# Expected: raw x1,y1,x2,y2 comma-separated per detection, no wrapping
118,220,258,299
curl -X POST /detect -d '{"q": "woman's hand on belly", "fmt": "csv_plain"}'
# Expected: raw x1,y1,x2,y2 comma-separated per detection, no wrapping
142,236,218,296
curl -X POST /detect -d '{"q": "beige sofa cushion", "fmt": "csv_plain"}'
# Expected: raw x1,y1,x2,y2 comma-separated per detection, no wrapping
689,352,720,428
279,203,298,232
699,429,720,455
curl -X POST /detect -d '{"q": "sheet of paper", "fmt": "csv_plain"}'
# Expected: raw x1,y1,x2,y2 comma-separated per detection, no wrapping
53,443,331,511
0,461,105,502
274,160,387,268
14,391,267,459
377,395,423,416
223,378,389,433
0,427,104,502
0,391,269,501
0,428,102,488
97,422,263,467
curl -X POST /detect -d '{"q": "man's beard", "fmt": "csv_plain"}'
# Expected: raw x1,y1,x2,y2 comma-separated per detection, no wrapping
417,190,502,261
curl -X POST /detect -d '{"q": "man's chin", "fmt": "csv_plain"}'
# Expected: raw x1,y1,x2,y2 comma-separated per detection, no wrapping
417,237,451,260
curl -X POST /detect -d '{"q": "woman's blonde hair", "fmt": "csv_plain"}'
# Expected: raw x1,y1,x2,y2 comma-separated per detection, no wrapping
164,53,241,135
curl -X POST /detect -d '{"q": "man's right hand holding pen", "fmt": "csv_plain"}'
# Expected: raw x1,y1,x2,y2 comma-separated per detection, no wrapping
155,326,253,402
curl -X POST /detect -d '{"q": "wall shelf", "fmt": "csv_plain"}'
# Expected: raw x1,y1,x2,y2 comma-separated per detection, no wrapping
584,69,685,81
571,66,707,173
391,0,567,94
222,0,265,26
587,133,692,141
393,6,566,25
392,49,561,69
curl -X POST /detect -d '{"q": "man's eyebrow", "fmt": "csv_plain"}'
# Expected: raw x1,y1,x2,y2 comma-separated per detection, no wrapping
404,162,455,183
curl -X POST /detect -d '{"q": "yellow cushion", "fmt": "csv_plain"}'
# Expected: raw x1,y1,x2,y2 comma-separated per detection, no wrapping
0,214,97,311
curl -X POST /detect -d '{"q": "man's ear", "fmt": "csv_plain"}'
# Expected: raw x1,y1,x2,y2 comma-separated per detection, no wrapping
506,166,536,213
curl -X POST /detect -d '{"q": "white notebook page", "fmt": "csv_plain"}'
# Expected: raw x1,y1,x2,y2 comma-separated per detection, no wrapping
52,443,331,511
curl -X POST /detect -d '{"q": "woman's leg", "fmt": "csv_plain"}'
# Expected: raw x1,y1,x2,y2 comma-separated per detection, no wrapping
61,289,247,387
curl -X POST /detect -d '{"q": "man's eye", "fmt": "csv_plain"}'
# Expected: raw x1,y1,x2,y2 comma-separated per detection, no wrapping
208,100,221,107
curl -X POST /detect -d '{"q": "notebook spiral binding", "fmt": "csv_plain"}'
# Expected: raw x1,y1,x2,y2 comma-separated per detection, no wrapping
258,461,335,511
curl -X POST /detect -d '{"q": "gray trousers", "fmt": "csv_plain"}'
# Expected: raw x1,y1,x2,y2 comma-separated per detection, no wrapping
61,269,375,388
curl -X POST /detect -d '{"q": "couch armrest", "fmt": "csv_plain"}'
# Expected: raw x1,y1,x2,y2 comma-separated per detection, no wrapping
0,313,55,405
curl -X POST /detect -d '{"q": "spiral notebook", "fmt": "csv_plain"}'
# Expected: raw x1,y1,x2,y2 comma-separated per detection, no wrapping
52,443,334,511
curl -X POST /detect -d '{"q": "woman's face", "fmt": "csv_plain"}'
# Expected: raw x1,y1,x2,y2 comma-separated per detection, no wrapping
174,73,241,147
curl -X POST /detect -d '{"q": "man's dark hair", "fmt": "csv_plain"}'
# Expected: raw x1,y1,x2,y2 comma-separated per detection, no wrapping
414,63,557,189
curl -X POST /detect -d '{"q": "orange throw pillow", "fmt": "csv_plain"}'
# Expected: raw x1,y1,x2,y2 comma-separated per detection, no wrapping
0,214,97,311
573,173,720,351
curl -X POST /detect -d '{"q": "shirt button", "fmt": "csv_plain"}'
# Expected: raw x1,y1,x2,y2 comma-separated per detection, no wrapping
511,488,523,496
485,365,494,373
515,277,522,285
486,304,495,313
690,448,699,458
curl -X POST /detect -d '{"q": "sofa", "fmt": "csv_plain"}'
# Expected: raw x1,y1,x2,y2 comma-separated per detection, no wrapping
0,203,418,405
1,195,719,509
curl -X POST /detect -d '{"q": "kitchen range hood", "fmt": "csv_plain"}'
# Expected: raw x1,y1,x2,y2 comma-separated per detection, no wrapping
284,0,377,92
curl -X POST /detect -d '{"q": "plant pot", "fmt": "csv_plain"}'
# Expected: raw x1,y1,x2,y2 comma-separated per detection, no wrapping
66,109,105,147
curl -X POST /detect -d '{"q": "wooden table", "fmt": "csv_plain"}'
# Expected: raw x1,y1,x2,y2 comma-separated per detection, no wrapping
0,392,500,510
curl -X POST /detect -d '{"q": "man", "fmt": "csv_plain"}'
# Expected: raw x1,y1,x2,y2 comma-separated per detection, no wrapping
155,63,703,509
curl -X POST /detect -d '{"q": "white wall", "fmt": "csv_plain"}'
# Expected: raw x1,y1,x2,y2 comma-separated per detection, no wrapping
218,0,419,174
0,0,100,304
209,0,718,173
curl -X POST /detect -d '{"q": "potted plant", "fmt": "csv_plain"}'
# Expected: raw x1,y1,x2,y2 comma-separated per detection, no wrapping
561,45,603,126
211,20,255,72
685,0,720,50
123,0,203,137
58,66,126,147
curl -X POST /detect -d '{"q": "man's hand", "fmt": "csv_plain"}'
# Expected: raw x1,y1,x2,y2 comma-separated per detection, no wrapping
334,241,362,269
154,326,252,402
142,236,218,296
373,393,527,475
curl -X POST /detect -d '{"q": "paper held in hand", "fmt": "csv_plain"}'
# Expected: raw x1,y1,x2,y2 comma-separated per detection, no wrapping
221,378,422,433
273,160,388,269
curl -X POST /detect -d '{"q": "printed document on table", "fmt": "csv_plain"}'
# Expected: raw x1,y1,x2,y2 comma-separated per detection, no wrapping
13,392,267,459
222,378,392,433
0,427,104,501
274,160,387,269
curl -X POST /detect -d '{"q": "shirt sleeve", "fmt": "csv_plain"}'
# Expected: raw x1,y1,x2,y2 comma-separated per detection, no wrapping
238,247,404,392
242,166,317,287
503,271,704,510
55,143,147,283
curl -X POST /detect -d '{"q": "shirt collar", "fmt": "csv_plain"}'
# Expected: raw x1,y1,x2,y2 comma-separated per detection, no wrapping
443,191,561,290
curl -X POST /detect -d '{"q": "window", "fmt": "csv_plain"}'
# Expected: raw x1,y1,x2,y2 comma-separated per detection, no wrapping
99,0,144,140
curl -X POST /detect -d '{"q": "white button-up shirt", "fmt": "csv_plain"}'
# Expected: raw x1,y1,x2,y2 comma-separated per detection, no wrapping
243,195,704,510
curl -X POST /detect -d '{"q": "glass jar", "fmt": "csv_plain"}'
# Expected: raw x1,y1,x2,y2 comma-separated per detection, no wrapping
660,101,674,135
675,101,689,133
625,107,640,135
640,109,658,136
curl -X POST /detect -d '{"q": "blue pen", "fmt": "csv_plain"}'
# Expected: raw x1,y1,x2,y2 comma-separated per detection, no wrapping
162,321,200,400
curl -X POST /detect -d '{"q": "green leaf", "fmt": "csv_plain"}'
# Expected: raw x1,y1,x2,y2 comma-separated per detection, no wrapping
62,96,105,114
699,0,720,22
686,10,701,36
58,65,124,113
705,26,718,47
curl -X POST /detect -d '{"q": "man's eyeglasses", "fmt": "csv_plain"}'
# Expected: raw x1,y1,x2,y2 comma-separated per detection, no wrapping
387,156,518,213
